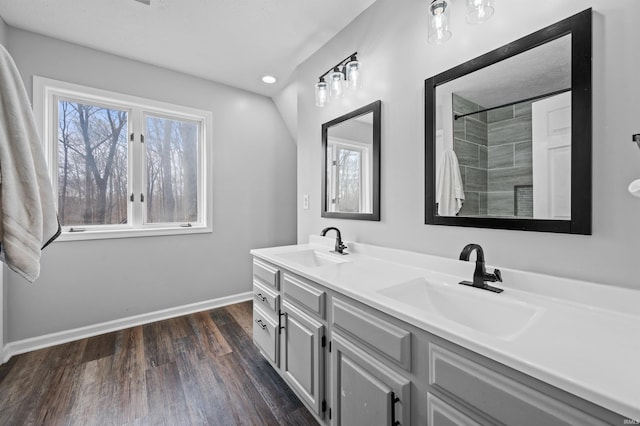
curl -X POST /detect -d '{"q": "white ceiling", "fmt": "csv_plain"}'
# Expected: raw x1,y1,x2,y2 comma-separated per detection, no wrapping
438,35,572,109
0,0,376,97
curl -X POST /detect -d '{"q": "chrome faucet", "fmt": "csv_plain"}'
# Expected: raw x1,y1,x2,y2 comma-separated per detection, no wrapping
320,227,348,255
459,243,503,293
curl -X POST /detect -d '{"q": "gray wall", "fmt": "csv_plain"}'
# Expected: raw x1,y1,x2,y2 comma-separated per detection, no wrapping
4,28,297,341
296,0,640,290
273,80,298,141
0,16,7,46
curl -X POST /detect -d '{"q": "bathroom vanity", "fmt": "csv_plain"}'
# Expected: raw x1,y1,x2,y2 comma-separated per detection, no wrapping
251,236,639,425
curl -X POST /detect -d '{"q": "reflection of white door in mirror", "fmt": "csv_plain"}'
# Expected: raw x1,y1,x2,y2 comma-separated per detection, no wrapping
532,92,571,219
326,137,372,213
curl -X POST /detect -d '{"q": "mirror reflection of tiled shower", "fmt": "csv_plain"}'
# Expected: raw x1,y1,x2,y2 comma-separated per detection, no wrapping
452,93,533,217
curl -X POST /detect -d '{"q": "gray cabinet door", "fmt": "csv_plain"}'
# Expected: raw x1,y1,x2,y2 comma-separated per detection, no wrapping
331,332,410,426
281,299,325,417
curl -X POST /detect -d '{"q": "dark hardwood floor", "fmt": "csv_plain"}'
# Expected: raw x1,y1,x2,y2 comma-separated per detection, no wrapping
0,301,318,426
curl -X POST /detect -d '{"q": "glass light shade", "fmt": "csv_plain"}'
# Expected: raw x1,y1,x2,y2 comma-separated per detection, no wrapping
466,0,494,24
345,59,362,90
315,80,328,107
428,0,452,44
329,68,345,99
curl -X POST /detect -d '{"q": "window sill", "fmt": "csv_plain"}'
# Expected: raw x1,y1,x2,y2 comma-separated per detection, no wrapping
54,225,212,242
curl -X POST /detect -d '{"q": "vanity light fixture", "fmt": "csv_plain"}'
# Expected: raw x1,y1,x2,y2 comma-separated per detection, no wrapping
314,52,361,108
428,0,452,44
315,78,328,107
428,0,496,44
466,0,494,24
329,67,345,99
344,56,362,90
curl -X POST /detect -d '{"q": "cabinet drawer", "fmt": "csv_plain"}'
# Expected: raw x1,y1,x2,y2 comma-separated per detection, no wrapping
253,305,279,365
283,273,326,319
332,298,411,371
253,259,279,289
253,280,279,313
427,393,480,426
429,343,609,426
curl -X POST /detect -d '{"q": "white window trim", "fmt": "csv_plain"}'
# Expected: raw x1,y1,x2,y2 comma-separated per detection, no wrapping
33,76,213,241
327,136,372,213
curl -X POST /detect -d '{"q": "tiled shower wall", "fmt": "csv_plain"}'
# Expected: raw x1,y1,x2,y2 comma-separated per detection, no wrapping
452,94,533,217
453,94,488,216
487,103,533,217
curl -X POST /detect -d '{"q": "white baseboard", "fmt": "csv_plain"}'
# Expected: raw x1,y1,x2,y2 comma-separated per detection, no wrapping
1,291,252,364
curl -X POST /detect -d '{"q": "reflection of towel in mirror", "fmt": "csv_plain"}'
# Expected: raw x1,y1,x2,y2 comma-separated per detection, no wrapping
436,149,465,216
0,43,61,282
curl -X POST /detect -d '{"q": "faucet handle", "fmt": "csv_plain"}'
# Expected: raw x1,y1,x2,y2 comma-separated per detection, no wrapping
337,242,348,254
484,268,502,283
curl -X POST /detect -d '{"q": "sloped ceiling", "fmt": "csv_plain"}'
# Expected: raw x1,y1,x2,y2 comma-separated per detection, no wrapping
0,0,376,96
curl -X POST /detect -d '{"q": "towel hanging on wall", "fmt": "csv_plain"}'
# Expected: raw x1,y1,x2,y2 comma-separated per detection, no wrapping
436,149,465,216
0,43,60,283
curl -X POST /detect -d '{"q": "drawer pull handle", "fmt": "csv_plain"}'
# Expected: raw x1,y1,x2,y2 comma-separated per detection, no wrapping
255,293,267,302
255,319,267,330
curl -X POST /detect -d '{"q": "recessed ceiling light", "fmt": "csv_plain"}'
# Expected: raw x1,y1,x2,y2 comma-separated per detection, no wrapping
262,75,277,84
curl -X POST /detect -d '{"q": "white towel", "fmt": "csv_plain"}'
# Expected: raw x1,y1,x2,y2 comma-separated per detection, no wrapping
436,149,465,216
0,43,60,282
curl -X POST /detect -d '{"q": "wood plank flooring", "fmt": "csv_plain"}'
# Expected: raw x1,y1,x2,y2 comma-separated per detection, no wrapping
0,301,318,426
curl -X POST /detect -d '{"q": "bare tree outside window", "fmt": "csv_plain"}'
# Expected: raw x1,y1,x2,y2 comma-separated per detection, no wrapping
145,115,199,223
40,77,210,238
335,147,362,213
57,100,128,226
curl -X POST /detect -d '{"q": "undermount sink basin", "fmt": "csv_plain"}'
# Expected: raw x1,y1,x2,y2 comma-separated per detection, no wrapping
276,249,350,268
379,278,543,338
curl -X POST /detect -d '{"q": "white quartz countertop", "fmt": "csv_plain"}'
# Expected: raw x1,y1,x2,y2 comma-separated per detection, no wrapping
250,236,640,421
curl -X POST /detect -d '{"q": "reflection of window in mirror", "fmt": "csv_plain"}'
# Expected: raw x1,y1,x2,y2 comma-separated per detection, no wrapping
322,100,381,221
326,139,371,213
325,111,374,215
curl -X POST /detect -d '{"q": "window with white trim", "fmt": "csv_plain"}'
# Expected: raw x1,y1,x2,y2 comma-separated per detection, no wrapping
326,137,372,213
34,77,212,240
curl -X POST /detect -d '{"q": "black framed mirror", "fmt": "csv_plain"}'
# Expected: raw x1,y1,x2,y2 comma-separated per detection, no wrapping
322,100,381,221
425,9,592,234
